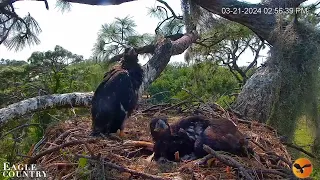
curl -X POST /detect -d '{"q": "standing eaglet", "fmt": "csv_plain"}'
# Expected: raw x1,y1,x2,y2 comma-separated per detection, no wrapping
91,47,144,138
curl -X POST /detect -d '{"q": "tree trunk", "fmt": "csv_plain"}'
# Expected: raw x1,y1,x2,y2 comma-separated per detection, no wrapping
0,32,198,125
231,61,281,123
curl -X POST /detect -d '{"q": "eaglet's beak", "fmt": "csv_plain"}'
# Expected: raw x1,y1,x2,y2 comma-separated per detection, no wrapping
154,119,169,132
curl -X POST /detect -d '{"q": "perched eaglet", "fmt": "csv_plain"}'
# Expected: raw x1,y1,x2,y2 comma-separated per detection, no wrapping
91,47,144,138
149,116,254,161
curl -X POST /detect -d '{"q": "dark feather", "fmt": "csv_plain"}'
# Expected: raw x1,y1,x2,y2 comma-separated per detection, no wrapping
91,47,143,136
194,118,253,157
153,134,194,161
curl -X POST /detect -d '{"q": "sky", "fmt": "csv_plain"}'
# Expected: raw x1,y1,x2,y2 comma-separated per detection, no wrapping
0,0,314,66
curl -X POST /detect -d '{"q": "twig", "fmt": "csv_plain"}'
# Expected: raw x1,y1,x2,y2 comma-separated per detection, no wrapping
237,118,276,132
28,139,97,164
141,103,170,113
0,123,41,139
156,0,183,20
75,154,168,180
159,99,191,113
265,152,292,166
182,88,216,115
45,128,84,150
250,139,267,152
247,169,290,178
282,142,317,159
203,145,254,180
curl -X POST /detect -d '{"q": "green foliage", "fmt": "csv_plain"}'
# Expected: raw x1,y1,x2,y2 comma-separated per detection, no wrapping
1,11,42,52
92,16,154,60
147,62,239,107
78,158,88,168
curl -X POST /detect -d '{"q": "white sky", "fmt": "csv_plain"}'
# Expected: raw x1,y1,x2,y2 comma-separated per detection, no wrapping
0,0,315,66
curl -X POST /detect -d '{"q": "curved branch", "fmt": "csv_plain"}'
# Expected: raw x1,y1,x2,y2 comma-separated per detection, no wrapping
108,32,197,63
192,0,307,44
156,0,183,20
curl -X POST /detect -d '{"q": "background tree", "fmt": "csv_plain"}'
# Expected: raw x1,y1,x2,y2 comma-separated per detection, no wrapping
92,16,154,61
192,19,266,85
27,45,84,94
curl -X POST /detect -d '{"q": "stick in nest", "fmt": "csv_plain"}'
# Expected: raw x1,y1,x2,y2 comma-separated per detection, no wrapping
74,154,169,180
27,139,97,164
182,88,217,116
159,99,192,113
123,140,154,151
203,145,254,180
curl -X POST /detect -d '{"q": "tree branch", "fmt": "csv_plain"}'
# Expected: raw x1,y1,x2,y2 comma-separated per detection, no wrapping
27,139,97,164
156,0,183,20
203,145,254,180
192,0,306,44
0,92,93,126
245,40,264,73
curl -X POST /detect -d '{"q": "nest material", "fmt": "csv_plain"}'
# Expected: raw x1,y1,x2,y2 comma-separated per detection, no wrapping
31,104,297,180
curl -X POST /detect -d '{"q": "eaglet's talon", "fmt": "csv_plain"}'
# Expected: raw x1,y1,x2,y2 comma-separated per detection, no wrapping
109,132,122,141
207,157,216,167
117,129,126,139
174,151,180,161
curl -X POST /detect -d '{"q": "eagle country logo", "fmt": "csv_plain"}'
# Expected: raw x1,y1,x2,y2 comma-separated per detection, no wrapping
292,158,313,178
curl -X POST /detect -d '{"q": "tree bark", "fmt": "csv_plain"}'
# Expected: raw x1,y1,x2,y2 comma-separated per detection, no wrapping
231,61,281,122
0,32,198,125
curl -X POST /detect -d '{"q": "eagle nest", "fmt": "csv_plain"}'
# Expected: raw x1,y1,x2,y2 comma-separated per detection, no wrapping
31,103,299,180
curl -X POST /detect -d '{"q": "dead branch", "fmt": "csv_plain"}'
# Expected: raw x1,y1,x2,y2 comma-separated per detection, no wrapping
75,154,168,180
203,145,254,180
181,88,216,116
265,152,292,166
159,99,192,113
28,139,97,164
141,103,171,113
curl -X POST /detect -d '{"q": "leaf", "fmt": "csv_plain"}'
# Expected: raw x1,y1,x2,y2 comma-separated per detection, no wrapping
78,157,87,168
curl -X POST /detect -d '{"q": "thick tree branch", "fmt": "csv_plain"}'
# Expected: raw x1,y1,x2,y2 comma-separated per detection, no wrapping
0,92,93,126
192,0,307,44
